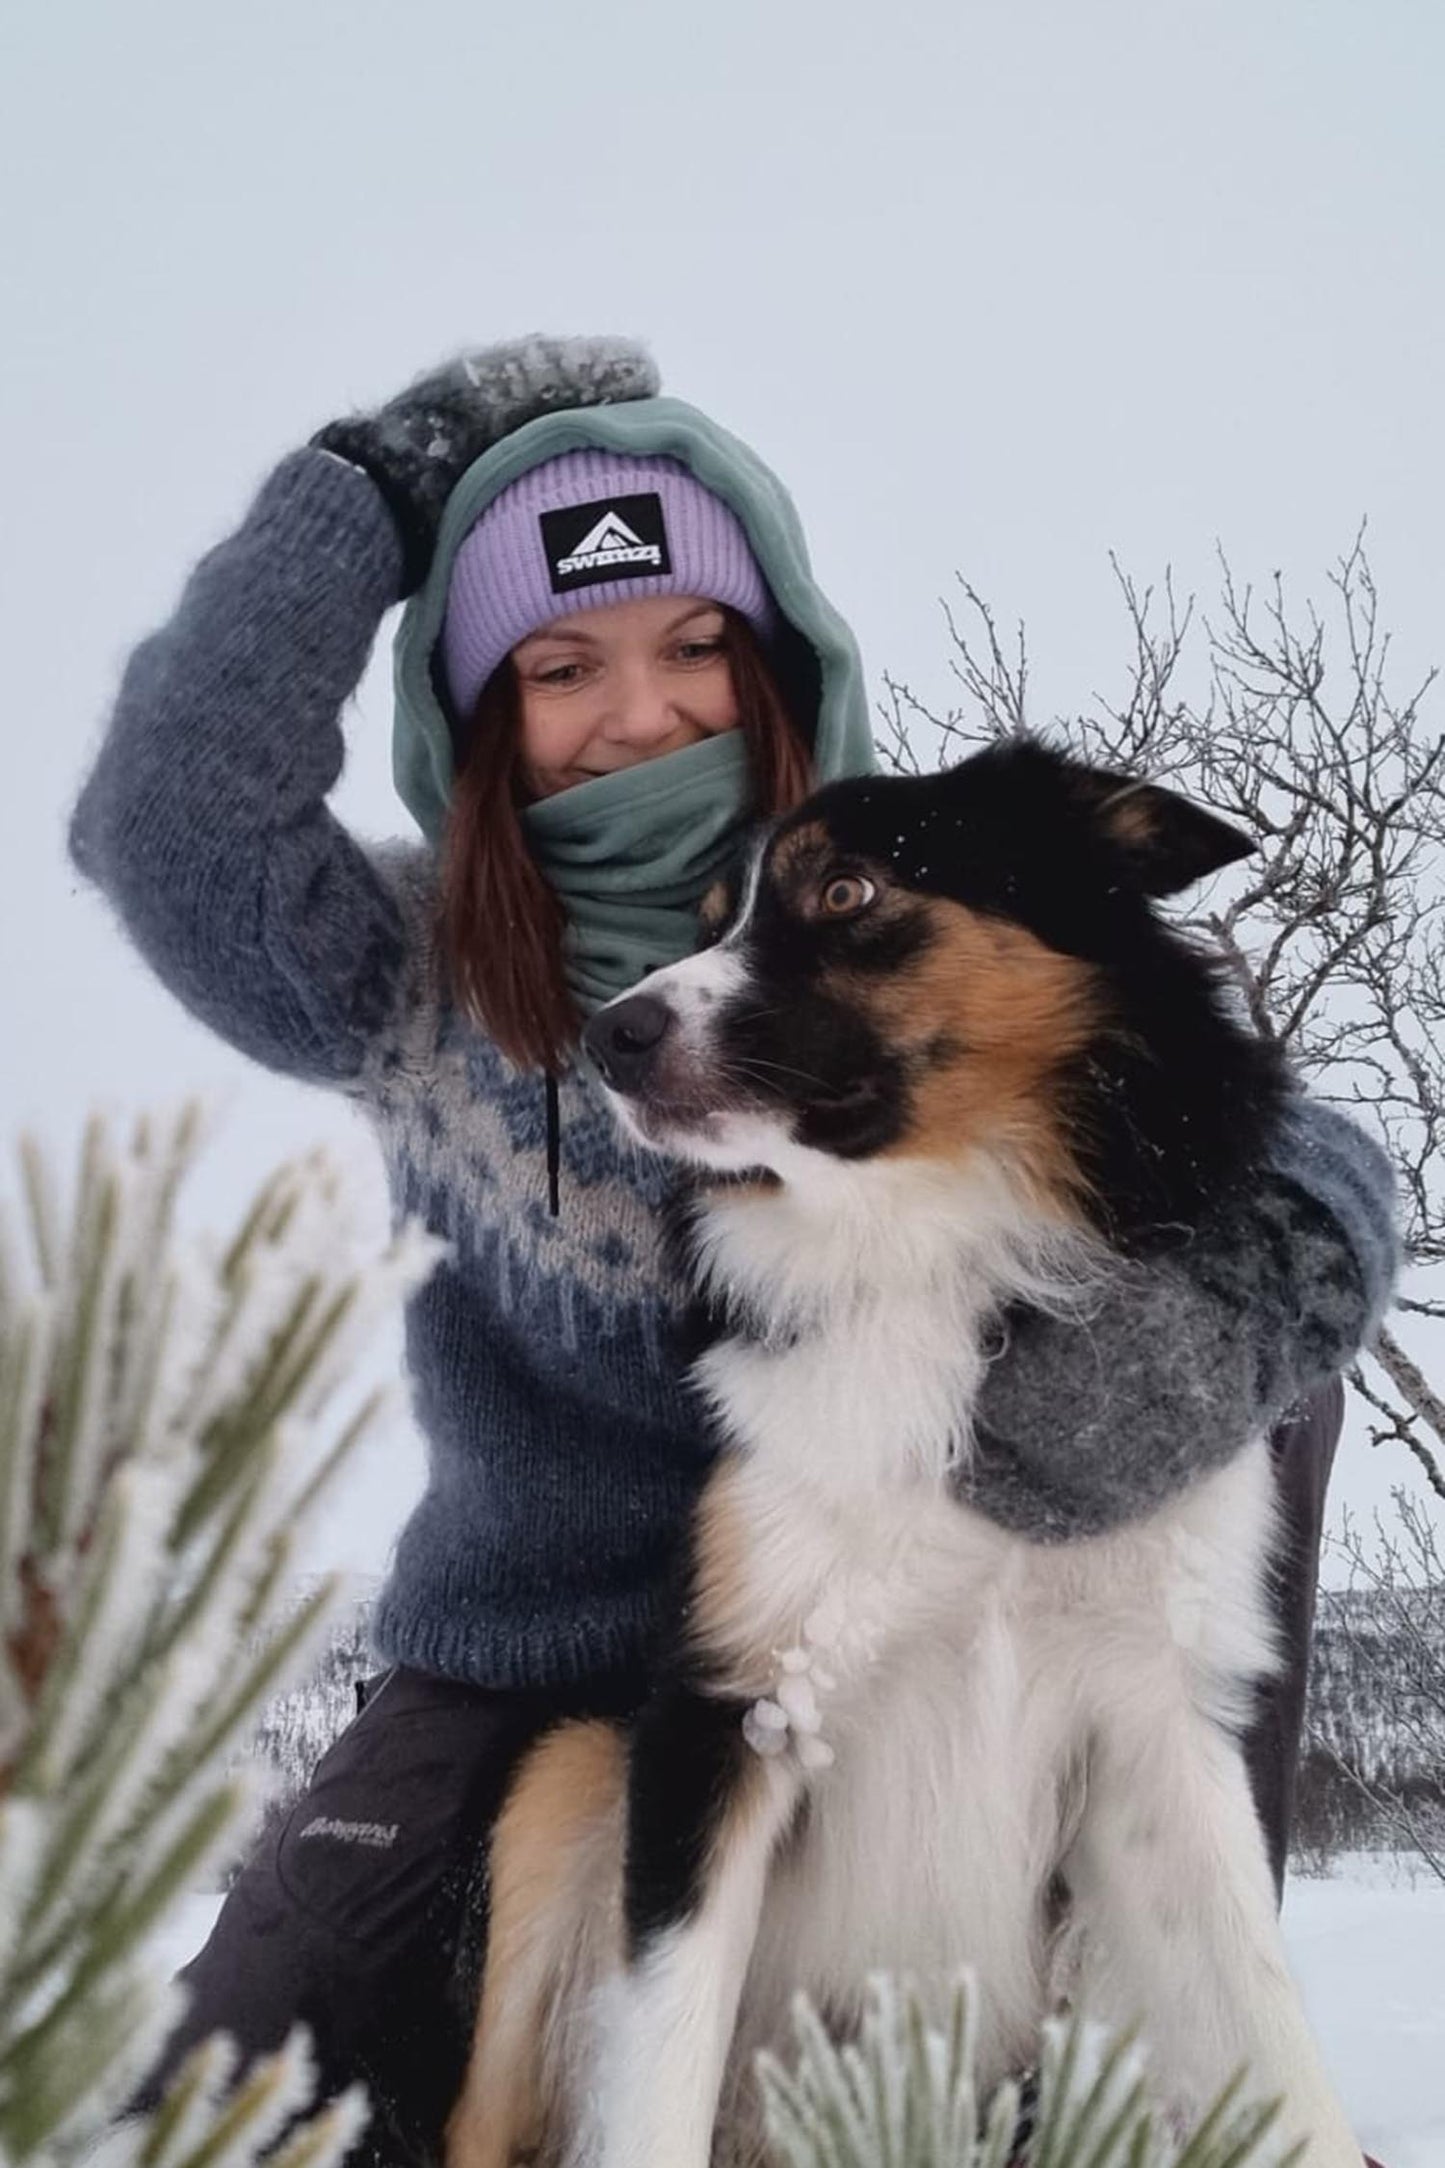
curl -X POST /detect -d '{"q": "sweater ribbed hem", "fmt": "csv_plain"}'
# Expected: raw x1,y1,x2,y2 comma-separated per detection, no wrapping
369,1581,668,1690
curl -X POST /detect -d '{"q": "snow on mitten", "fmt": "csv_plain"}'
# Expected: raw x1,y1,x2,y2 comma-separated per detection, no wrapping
310,334,659,593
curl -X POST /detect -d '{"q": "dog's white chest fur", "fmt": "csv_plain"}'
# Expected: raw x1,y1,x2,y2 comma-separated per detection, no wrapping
694,1279,988,1493
547,1157,1358,2168
716,1446,1280,2104
683,1158,1295,2137
689,1155,1078,1491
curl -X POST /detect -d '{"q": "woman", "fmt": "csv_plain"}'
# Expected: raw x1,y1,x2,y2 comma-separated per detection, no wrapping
70,336,1395,2160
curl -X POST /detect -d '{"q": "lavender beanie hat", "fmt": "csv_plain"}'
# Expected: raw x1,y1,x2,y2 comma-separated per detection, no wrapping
440,448,775,721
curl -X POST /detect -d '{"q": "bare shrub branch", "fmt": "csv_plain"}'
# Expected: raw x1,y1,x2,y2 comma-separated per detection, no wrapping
1301,1493,1445,1883
881,537,1444,1495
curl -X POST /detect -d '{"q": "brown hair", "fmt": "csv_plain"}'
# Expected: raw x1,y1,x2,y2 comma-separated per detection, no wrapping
437,610,816,1073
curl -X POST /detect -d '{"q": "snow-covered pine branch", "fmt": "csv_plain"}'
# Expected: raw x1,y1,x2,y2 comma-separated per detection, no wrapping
0,1107,441,2165
758,1973,1303,2168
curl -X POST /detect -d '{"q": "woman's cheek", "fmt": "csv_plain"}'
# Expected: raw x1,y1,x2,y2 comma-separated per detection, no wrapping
522,709,584,777
696,668,742,736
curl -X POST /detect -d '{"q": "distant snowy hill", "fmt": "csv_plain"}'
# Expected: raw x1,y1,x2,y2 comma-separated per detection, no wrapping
1296,1583,1443,1865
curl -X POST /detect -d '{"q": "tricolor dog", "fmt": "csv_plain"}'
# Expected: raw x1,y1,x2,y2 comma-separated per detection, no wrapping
445,740,1361,2168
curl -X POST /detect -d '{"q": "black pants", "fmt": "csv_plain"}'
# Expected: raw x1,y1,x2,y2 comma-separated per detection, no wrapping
131,1387,1341,2161
128,1666,649,2163
1246,1376,1343,1893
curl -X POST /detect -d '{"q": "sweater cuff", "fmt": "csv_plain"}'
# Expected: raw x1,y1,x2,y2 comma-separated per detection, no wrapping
307,428,431,596
1271,1098,1402,1336
261,445,408,607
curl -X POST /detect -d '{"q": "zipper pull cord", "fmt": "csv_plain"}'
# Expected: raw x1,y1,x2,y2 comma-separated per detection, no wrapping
545,1071,561,1218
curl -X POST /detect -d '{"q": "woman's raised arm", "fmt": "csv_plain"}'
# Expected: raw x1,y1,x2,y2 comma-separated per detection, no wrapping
70,448,411,1087
962,1098,1401,1538
70,335,660,1087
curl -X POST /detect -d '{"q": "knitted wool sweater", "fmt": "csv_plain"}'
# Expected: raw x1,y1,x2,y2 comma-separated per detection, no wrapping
69,443,1400,1691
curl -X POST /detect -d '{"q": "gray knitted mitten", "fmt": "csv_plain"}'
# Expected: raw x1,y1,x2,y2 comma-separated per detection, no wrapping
310,333,660,593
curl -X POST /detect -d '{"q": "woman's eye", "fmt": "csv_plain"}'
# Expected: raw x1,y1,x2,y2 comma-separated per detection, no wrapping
818,874,877,918
534,662,584,686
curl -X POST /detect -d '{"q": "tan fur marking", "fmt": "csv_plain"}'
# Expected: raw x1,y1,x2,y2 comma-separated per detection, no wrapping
1101,791,1158,847
690,1463,784,1692
769,819,830,886
446,1721,625,2168
698,878,733,937
839,899,1104,1212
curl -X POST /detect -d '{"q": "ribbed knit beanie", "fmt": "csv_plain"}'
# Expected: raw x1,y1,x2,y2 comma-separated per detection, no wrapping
440,449,775,722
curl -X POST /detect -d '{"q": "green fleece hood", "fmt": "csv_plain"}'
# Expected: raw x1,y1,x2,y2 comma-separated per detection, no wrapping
391,396,876,1007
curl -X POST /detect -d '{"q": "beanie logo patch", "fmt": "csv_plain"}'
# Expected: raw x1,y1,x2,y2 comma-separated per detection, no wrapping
541,494,672,594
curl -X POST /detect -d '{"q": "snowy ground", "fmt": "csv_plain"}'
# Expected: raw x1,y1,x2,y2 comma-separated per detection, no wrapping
1281,1857,1444,2168
152,1859,1443,2164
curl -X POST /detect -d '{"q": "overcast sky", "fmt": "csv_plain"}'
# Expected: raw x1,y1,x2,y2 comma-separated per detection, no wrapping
5,0,1441,1579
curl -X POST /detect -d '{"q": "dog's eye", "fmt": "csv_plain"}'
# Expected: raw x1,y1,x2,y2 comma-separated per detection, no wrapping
818,874,877,918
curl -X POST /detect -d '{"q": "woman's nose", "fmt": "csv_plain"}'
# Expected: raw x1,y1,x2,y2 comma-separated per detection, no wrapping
602,668,678,745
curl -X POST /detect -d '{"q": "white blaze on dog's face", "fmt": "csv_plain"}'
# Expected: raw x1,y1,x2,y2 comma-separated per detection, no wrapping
580,743,1256,1213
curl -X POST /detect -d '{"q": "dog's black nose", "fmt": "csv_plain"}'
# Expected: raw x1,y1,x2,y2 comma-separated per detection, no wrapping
582,992,673,1090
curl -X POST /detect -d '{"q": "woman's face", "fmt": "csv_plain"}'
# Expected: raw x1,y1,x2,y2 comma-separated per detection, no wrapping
509,594,740,800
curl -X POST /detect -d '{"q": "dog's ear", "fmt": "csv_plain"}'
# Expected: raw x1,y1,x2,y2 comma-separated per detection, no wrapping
697,876,736,947
1070,767,1255,898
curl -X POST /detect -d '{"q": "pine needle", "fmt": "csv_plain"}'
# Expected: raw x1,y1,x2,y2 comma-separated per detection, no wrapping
0,1108,432,2166
758,1977,1307,2168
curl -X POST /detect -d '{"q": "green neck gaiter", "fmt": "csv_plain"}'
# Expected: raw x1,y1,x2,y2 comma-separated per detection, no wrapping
520,729,752,1013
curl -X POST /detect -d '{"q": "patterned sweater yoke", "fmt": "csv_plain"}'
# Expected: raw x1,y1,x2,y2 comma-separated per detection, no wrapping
69,445,1401,1689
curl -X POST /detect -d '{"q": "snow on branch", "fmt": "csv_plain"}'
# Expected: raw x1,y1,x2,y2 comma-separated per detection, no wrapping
0,1107,440,2164
758,1972,1303,2168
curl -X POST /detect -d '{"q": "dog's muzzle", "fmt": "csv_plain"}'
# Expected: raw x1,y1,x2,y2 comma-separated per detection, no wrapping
582,992,674,1096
